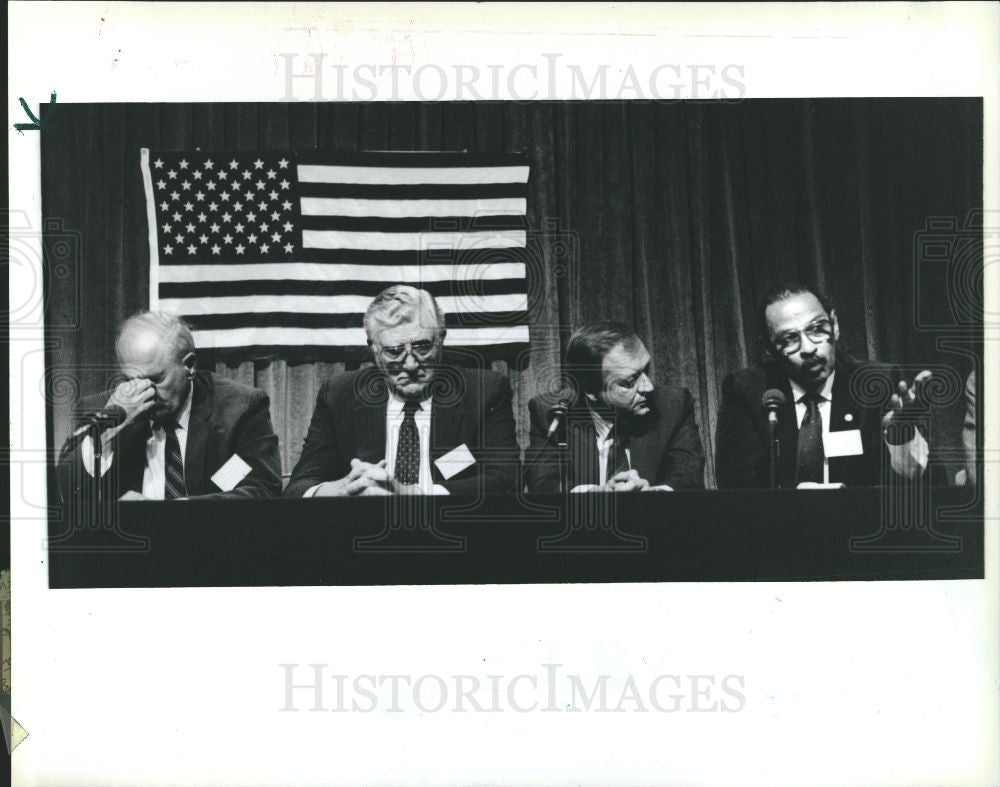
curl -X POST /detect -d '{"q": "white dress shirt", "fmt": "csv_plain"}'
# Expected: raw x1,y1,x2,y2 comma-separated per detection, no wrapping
80,383,194,499
789,372,927,483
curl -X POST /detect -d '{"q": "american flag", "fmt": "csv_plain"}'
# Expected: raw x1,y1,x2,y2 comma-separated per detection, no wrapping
140,149,531,359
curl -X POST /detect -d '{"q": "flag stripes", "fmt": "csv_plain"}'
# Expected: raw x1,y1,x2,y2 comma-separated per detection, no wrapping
142,149,531,356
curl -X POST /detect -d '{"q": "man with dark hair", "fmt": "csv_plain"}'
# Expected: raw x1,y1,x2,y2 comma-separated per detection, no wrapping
715,283,932,488
525,321,705,493
60,311,282,500
285,285,519,497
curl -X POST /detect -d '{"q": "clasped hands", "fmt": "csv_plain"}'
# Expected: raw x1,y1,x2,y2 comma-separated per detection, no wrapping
312,458,421,497
571,469,668,493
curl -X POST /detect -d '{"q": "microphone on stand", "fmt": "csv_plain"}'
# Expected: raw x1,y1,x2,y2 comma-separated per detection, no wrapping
545,401,569,439
60,405,128,458
761,389,786,489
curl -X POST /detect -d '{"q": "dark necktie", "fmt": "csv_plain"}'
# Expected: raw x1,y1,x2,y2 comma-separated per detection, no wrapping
606,424,631,485
796,392,825,484
164,421,187,499
395,401,421,486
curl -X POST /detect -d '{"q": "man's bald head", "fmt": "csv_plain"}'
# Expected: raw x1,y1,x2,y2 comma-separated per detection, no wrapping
116,311,195,368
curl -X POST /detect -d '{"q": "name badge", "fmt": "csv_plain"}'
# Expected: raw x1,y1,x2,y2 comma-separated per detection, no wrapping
211,454,252,491
823,429,864,458
434,443,476,480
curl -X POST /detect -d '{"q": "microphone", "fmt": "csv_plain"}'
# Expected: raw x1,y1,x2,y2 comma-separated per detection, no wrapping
762,389,786,427
545,402,569,438
68,405,127,439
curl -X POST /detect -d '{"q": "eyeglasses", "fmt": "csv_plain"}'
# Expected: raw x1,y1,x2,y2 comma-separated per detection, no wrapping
773,319,834,355
376,340,439,364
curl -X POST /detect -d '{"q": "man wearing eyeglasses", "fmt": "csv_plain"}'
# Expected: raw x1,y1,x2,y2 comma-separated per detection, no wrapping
715,283,932,488
284,284,519,497
525,321,705,493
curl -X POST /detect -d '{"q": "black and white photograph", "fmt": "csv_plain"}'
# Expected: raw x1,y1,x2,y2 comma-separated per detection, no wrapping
8,3,998,786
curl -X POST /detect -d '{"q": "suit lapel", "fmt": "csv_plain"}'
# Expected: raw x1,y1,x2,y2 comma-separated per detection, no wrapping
429,375,469,483
352,369,388,464
184,372,212,496
566,398,599,488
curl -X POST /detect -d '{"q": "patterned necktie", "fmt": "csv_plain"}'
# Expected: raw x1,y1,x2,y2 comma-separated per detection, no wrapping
606,424,631,485
164,421,187,499
395,401,421,486
796,392,825,484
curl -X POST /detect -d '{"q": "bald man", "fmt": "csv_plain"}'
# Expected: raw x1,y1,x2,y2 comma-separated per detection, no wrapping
60,311,281,501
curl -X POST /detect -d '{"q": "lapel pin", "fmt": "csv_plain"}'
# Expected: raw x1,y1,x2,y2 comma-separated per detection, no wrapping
844,413,854,422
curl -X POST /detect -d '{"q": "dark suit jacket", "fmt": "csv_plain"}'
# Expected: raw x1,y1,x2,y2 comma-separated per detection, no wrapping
59,371,282,500
524,387,706,493
715,359,902,489
284,366,519,496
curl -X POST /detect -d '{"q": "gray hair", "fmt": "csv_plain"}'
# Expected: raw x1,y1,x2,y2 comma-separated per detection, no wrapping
115,311,195,364
363,285,446,344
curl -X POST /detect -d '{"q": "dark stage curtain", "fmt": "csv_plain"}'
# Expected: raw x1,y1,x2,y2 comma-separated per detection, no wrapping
41,99,982,487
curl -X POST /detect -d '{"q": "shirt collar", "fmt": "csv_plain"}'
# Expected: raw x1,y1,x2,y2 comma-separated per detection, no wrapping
387,390,428,417
585,402,614,442
790,370,836,404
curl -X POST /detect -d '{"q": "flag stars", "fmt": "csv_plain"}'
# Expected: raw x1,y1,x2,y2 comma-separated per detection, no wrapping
156,179,166,189
154,158,164,169
208,202,218,212
233,202,243,212
271,211,280,222
283,243,294,254
218,169,228,179
260,222,269,232
175,234,185,244
183,201,194,212
278,158,289,169
220,192,230,202
246,212,257,223
223,234,234,244
256,180,265,190
221,212,232,223
279,179,290,189
164,244,174,254
242,170,253,180
258,201,268,213
179,159,189,170
195,191,205,202
254,158,264,169
168,169,177,179
161,223,172,233
271,232,281,243
235,244,246,255
234,222,245,233
281,200,292,211
266,169,276,179
209,222,220,233
197,212,207,223
187,244,197,254
198,234,209,244
211,244,221,255
229,159,239,169
206,181,216,191
204,159,214,170
192,170,202,180
269,190,279,201
283,221,293,232
172,212,182,222
170,191,181,201
185,222,196,233
247,233,259,244
260,243,270,253
160,201,169,212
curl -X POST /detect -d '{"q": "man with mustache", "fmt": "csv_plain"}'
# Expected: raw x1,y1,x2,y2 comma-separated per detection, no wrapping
285,285,519,496
715,283,932,488
61,311,282,501
525,322,705,493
